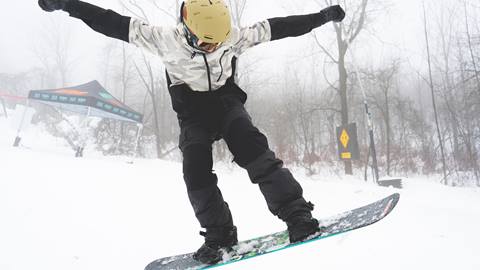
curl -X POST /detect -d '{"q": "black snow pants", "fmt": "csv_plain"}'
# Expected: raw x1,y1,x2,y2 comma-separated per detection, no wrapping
173,82,312,229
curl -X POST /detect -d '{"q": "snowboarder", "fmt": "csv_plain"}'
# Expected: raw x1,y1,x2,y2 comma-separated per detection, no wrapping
38,0,345,265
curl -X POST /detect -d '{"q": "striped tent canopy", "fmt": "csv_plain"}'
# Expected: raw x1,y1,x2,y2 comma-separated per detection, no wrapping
28,80,143,124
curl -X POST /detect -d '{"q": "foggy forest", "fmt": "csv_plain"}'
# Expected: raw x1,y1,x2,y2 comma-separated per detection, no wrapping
1,0,479,187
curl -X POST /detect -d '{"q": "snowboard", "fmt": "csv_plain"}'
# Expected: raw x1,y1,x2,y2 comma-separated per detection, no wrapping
145,193,400,270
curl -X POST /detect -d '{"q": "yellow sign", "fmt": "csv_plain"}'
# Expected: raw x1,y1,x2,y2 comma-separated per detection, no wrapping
341,152,352,159
337,123,360,160
340,129,350,148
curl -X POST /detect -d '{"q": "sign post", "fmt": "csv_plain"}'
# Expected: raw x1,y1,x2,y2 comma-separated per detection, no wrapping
336,123,360,161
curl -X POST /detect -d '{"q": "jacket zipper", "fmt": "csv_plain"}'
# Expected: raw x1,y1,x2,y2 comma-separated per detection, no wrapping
217,50,229,82
202,53,212,91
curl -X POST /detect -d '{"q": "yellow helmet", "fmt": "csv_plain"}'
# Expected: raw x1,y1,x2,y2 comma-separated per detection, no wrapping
182,0,232,44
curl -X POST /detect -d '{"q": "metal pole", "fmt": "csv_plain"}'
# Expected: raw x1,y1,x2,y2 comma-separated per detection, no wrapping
131,124,143,163
341,25,403,187
128,123,144,164
76,107,91,157
13,100,30,147
351,59,380,184
343,28,380,184
1,97,7,118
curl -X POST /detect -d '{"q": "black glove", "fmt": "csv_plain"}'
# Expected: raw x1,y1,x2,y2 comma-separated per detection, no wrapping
38,0,72,12
321,5,346,23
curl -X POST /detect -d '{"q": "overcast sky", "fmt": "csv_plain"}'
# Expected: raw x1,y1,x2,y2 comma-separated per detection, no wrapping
0,0,438,86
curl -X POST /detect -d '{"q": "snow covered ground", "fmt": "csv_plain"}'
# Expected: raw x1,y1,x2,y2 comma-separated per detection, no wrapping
1,113,479,270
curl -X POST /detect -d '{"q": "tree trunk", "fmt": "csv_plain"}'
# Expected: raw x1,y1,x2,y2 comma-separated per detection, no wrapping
385,89,391,175
423,1,448,184
338,47,353,174
463,0,480,95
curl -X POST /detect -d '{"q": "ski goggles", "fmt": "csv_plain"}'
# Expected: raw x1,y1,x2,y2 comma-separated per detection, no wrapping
196,40,222,53
183,24,221,53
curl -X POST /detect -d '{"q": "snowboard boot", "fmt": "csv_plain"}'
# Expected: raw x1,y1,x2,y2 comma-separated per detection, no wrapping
193,226,238,265
282,201,321,243
287,214,320,243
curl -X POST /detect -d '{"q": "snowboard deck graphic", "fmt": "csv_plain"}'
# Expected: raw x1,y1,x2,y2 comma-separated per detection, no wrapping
145,193,400,270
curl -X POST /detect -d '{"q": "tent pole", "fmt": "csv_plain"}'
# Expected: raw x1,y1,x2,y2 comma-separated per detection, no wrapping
52,107,81,150
13,99,30,147
129,123,144,163
76,107,91,157
1,97,7,118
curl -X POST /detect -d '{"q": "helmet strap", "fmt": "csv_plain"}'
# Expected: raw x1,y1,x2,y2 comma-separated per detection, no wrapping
180,2,186,22
181,2,198,48
182,22,198,48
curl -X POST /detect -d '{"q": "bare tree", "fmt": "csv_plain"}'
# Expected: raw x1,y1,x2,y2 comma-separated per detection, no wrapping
118,0,179,158
363,61,400,175
463,0,480,96
422,0,448,184
227,0,247,27
308,0,372,175
31,17,74,88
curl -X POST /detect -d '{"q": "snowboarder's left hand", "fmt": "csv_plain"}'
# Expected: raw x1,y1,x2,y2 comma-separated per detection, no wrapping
321,5,346,23
38,0,71,12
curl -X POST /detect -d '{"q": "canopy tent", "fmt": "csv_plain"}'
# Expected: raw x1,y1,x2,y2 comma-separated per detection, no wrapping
0,90,27,118
28,80,143,124
0,95,6,118
15,81,144,158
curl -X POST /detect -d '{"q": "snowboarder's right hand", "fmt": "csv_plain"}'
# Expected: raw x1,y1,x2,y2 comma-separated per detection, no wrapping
38,0,71,12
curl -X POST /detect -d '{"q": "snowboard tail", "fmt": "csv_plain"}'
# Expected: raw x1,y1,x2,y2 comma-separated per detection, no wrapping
145,193,400,270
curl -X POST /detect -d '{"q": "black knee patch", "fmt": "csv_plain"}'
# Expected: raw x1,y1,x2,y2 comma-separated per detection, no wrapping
244,150,283,183
179,124,212,153
224,117,269,167
183,144,217,191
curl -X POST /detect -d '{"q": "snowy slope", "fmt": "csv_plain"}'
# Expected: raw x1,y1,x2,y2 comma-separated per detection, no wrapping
1,115,479,270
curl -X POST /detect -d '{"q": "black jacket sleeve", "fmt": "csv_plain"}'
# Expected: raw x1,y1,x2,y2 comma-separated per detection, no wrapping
64,0,131,42
267,11,329,41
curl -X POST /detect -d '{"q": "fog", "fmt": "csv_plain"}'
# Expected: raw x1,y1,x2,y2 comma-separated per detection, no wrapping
1,0,424,80
1,0,479,186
